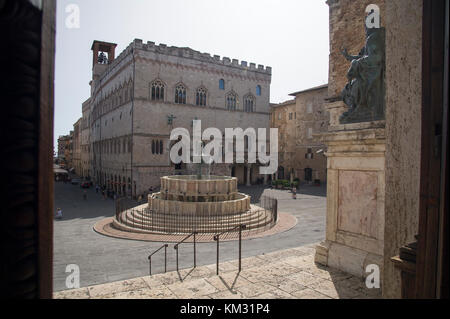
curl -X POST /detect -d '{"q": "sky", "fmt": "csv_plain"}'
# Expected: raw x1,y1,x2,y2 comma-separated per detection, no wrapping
54,0,329,148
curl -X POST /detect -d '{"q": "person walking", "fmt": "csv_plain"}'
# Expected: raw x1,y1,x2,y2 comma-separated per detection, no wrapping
292,186,297,199
83,190,87,200
56,208,63,220
95,184,99,193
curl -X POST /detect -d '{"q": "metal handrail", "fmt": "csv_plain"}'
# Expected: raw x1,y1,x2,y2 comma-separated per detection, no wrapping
213,224,246,275
148,244,168,276
174,231,198,272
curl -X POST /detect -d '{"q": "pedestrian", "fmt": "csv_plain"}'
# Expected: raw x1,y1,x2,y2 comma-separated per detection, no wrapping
292,186,297,199
102,190,106,200
96,184,99,193
56,208,63,220
83,190,87,200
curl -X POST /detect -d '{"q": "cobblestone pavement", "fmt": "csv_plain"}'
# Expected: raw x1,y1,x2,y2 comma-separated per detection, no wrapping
54,245,381,299
54,180,326,292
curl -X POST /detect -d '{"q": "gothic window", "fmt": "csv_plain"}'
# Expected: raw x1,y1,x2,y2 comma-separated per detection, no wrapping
219,79,225,90
244,94,255,112
256,85,262,96
196,87,207,106
175,84,187,104
151,80,165,101
226,92,237,111
152,140,164,154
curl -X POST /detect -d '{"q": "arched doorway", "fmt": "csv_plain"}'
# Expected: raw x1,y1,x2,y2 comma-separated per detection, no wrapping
277,166,285,180
304,168,312,182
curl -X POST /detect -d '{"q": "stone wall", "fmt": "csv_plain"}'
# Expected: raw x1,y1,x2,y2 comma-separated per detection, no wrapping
383,0,422,299
327,0,385,99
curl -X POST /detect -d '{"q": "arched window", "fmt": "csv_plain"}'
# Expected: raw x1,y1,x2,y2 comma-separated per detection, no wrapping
175,84,186,104
159,140,164,154
219,79,225,90
244,94,255,112
256,85,262,96
196,87,207,106
226,92,237,111
151,80,165,101
151,140,156,154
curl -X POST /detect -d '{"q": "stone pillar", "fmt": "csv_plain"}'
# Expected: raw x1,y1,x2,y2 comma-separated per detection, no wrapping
246,164,251,186
315,106,386,282
264,173,268,185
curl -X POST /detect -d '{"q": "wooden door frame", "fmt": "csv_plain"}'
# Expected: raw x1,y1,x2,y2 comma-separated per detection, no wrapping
415,0,449,299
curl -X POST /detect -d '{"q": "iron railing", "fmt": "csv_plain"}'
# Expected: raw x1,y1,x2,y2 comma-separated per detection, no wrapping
174,231,198,272
213,224,246,275
115,196,278,236
148,244,168,276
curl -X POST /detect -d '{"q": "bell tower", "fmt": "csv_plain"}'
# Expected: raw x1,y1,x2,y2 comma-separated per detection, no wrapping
91,40,117,81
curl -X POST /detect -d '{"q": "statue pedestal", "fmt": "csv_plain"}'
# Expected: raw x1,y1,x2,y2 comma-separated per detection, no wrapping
315,111,386,281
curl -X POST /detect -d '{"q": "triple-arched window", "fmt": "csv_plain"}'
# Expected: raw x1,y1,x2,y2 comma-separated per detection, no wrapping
244,94,255,112
152,140,164,155
151,80,165,101
196,87,207,106
226,92,237,111
175,84,187,104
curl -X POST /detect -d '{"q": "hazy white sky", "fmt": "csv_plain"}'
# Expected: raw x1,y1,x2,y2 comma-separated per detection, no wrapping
54,0,329,146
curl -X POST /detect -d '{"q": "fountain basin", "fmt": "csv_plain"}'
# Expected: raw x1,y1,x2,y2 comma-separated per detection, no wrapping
149,192,251,216
160,175,238,201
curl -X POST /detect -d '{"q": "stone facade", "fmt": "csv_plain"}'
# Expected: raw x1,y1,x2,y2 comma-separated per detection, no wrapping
270,99,294,180
383,0,422,298
57,132,73,169
80,99,91,178
271,85,329,184
85,39,271,197
72,118,82,175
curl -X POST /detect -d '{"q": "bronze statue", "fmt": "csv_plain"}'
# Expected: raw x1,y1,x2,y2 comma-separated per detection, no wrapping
340,21,385,123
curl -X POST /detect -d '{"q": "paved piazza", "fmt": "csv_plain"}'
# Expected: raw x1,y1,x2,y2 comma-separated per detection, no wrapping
53,180,327,292
54,246,381,299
